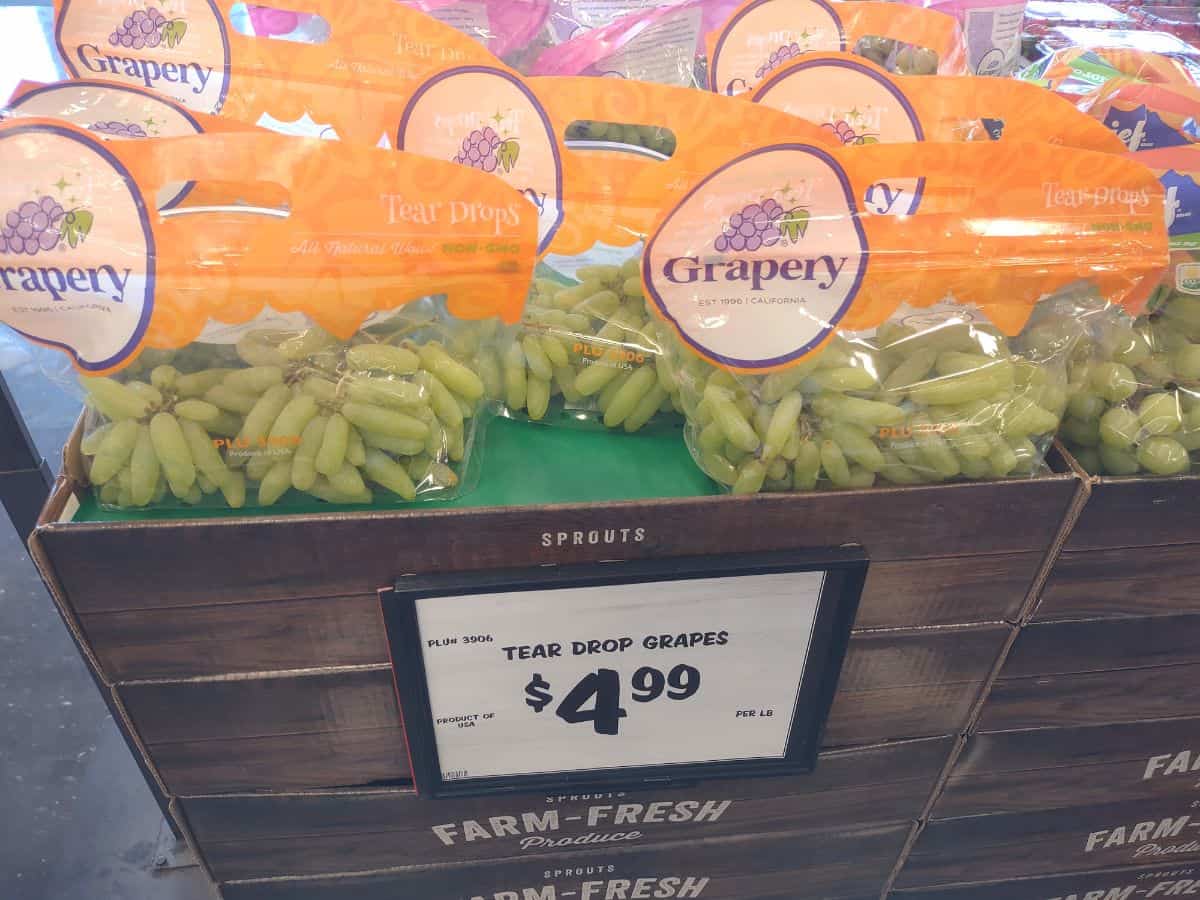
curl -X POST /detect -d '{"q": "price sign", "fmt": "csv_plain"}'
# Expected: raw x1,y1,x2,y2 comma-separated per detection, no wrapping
382,549,866,797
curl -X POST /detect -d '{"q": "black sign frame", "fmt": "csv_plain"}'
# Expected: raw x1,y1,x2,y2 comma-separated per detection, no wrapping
381,548,868,799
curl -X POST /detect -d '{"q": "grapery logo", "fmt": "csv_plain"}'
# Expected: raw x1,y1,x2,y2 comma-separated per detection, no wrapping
1,195,94,256
454,125,520,174
59,0,230,112
712,197,809,253
397,67,564,255
645,143,866,371
0,123,154,372
109,6,187,50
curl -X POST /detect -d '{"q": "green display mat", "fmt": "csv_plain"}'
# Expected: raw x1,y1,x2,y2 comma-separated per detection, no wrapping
73,415,718,523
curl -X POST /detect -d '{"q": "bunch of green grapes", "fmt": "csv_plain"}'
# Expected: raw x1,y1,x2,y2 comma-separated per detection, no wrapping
664,316,1068,494
854,37,940,75
79,317,487,510
563,121,677,157
1044,292,1200,477
491,258,682,432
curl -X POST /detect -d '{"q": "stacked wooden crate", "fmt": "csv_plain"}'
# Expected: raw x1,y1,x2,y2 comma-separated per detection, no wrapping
29,455,1082,900
894,465,1200,899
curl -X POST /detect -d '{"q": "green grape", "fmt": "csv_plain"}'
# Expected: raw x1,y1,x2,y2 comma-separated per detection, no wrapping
731,459,767,495
346,344,420,375
196,472,218,495
909,363,1013,406
1061,416,1101,447
149,412,196,498
175,368,233,398
503,340,528,410
879,453,923,485
235,383,293,462
345,377,426,410
346,427,367,468
539,334,570,369
700,450,738,486
809,367,878,392
258,460,293,506
1163,297,1200,329
697,422,725,452
1174,344,1200,380
826,422,885,472
1098,407,1140,448
793,441,821,490
1000,398,1059,438
150,365,178,391
307,476,372,505
987,441,1019,477
1139,392,1183,435
342,402,429,440
476,348,503,400
846,466,877,488
129,424,161,506
179,418,229,489
416,371,465,429
223,366,284,394
86,378,151,420
445,422,466,463
267,394,320,456
1099,444,1140,476
316,413,351,477
603,366,657,428
220,470,246,508
125,381,164,407
1066,392,1106,421
1137,436,1191,475
1090,362,1139,403
292,416,327,491
174,399,222,425
205,384,260,415
763,392,804,461
554,366,581,402
910,416,961,478
207,411,242,439
81,422,114,457
819,439,852,487
811,394,905,427
710,396,760,453
363,448,417,500
881,348,937,393
1072,446,1102,475
597,371,631,414
527,376,552,421
417,342,486,401
329,462,367,496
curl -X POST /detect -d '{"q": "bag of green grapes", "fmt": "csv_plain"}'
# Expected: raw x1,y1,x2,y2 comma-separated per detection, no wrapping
474,74,840,431
1048,145,1200,478
633,139,1167,493
0,119,537,511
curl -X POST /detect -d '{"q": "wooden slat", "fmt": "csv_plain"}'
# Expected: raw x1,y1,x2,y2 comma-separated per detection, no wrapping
216,823,911,900
37,476,1078,611
78,568,1019,682
899,798,1200,888
1037,543,1200,621
978,662,1200,732
894,864,1200,899
116,625,997,795
935,717,1200,819
1065,473,1200,551
150,728,410,796
1001,614,1200,678
186,740,948,879
180,739,945,868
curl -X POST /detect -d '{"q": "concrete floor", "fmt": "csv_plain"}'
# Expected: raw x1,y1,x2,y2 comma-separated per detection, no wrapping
1,341,216,900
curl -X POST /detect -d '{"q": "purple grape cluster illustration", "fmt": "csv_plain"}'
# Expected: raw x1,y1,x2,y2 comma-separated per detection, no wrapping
713,198,809,253
755,42,804,80
452,126,520,174
822,120,879,146
0,197,94,256
109,7,188,50
88,121,149,138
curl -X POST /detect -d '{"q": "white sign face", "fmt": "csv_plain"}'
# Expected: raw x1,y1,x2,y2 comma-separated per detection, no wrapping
414,571,825,782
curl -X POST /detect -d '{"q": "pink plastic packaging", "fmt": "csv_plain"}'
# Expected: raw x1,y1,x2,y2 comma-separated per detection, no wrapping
898,0,1026,75
532,0,737,86
402,0,552,59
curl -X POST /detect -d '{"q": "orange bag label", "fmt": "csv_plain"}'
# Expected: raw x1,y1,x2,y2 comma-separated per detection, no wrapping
524,75,840,256
706,0,967,95
54,0,499,144
0,119,537,374
643,141,1168,373
397,66,565,256
750,53,1126,154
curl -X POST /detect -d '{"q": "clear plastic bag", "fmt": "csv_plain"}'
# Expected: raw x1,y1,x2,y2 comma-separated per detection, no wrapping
80,303,495,508
666,305,1072,492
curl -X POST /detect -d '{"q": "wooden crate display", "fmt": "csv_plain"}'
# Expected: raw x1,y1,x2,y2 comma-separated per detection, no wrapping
897,797,1200,889
115,624,1007,795
179,736,950,880
213,821,912,900
1034,463,1200,623
935,716,1200,819
893,863,1200,899
977,613,1200,732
